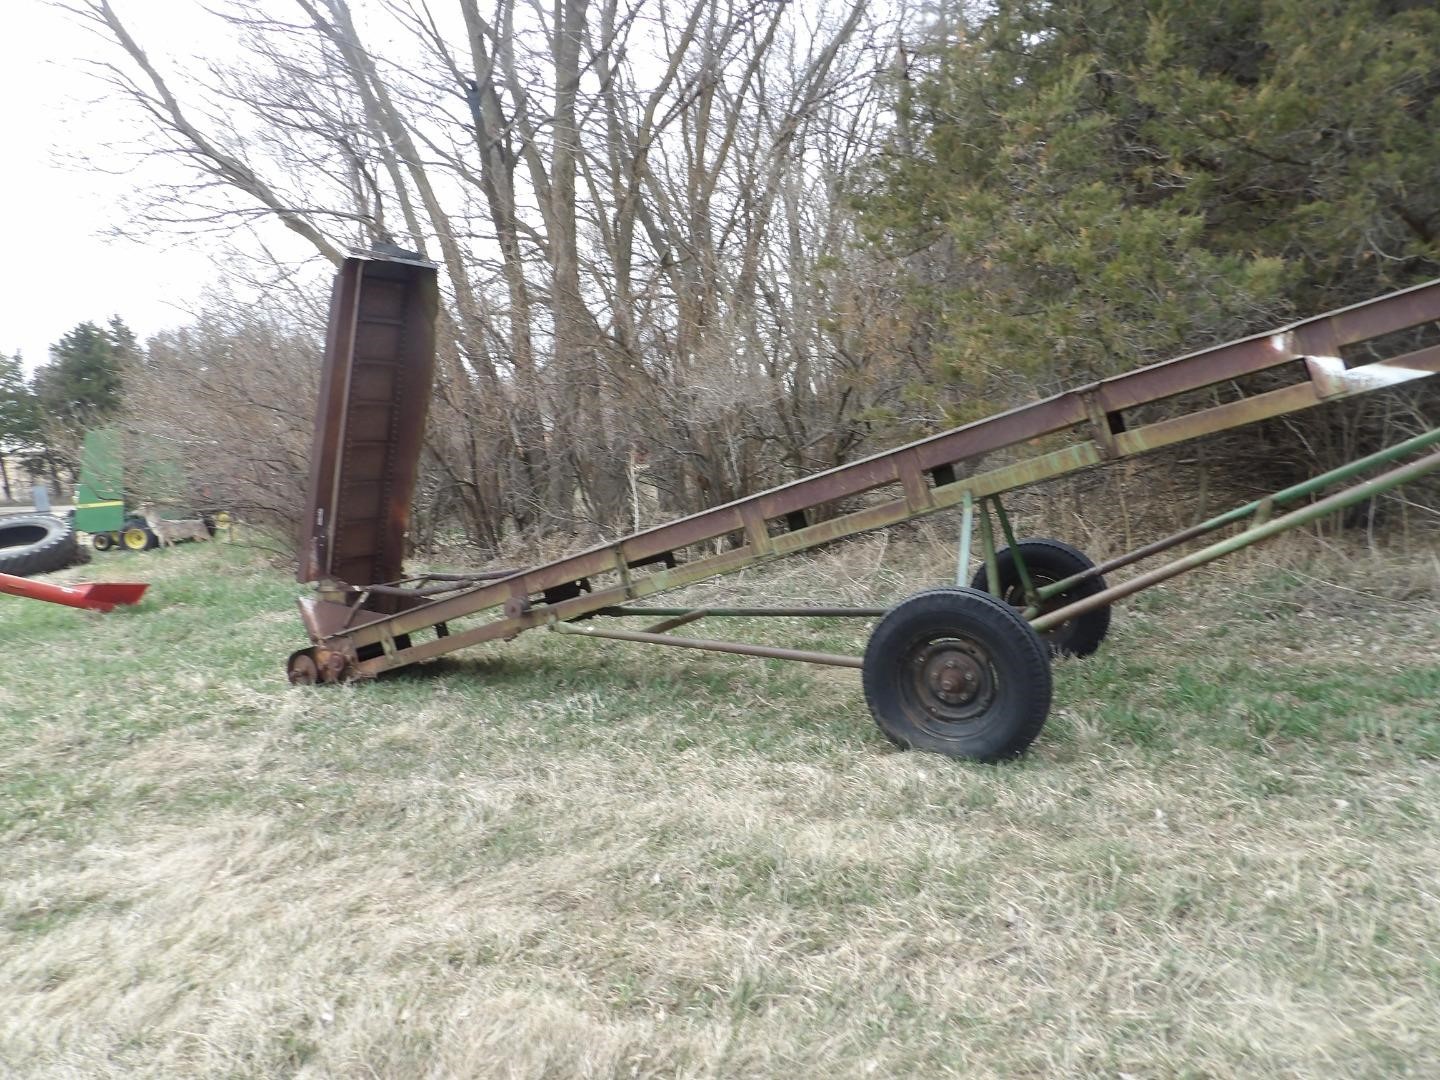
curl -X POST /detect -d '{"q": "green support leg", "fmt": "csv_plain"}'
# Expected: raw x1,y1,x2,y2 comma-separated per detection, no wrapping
956,490,975,586
979,499,1002,599
990,495,1038,607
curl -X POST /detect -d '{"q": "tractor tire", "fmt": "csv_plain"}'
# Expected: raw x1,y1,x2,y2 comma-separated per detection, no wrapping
122,525,158,551
0,514,79,578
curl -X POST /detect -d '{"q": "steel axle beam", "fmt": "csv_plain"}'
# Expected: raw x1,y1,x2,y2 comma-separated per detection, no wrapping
550,620,865,668
598,606,889,619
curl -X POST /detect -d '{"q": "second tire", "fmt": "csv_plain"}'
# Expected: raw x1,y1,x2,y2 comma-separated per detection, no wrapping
971,538,1111,658
0,514,80,577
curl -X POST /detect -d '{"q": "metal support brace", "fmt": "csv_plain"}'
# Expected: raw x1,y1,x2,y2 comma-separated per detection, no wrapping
990,496,1037,606
1030,446,1440,633
1021,424,1440,613
956,490,975,585
643,609,710,634
550,619,864,669
615,544,633,596
978,499,1001,598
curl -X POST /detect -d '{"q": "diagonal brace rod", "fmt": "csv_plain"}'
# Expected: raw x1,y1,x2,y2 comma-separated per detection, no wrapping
1031,446,1440,633
550,620,865,668
1025,424,1440,611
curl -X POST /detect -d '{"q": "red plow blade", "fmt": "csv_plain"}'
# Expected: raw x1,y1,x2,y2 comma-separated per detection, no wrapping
0,572,149,612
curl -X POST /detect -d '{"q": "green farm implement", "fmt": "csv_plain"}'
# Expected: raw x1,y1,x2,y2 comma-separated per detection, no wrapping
285,253,1439,761
74,428,215,551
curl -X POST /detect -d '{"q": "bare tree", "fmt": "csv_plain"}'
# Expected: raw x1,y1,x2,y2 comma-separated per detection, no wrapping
70,0,900,553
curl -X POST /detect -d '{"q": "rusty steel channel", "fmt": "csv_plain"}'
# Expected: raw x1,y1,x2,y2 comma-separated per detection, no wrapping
298,252,439,596
289,260,1440,687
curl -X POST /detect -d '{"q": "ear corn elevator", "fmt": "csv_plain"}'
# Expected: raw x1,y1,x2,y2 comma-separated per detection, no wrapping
287,253,1440,761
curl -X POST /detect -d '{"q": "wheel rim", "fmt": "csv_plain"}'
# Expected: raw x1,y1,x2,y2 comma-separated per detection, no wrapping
123,527,150,550
903,631,999,737
287,651,319,686
1001,574,1077,643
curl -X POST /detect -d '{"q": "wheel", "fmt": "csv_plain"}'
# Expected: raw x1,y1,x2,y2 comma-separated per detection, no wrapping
0,514,78,577
92,531,115,552
863,586,1052,761
287,649,320,686
971,538,1111,658
122,526,157,551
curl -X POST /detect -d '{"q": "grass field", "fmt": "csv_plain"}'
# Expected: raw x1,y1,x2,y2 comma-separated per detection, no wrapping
1,534,1438,1078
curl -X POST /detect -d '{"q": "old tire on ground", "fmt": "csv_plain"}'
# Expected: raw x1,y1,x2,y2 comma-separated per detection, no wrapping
971,538,1111,658
0,514,79,577
863,586,1052,762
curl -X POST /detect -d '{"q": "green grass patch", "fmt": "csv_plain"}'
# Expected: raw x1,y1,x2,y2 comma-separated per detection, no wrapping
1,537,1438,1077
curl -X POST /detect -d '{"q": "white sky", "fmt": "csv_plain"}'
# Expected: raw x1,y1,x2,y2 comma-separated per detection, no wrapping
0,1,257,371
0,0,869,374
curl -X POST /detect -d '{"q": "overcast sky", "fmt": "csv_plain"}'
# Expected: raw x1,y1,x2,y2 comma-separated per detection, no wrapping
0,1,250,371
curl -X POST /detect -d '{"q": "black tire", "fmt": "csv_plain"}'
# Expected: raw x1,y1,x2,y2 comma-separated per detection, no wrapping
0,514,79,577
92,531,116,552
971,538,1111,658
863,586,1052,762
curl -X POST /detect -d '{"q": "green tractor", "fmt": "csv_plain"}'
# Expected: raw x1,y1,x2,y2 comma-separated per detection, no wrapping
73,428,215,551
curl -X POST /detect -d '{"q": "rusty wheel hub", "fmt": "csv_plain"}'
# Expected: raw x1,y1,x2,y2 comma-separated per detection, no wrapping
910,638,995,723
287,650,319,686
287,647,352,686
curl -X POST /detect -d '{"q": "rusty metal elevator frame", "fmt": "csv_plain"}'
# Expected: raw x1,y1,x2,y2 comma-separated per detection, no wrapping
287,254,1440,749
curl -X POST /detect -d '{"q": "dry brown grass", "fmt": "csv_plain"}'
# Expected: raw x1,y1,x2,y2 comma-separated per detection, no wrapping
1,532,1438,1078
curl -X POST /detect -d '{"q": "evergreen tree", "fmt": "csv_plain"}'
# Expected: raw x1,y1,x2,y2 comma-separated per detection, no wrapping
856,0,1440,415
25,317,137,477
33,319,131,430
0,352,39,448
0,352,40,500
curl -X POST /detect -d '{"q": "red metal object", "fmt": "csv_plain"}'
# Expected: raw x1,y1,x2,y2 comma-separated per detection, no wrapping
0,572,148,612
